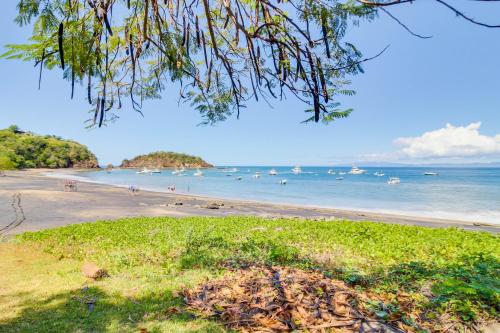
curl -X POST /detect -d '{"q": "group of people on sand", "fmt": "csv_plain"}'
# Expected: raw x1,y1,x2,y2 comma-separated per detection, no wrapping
127,184,176,195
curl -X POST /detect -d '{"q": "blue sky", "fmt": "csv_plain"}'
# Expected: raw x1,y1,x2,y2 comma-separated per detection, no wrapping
1,1,499,166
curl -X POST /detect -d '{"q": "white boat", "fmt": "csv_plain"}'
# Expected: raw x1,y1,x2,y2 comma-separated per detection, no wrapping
172,168,182,175
291,166,302,174
280,179,288,185
327,169,336,175
230,168,239,173
374,172,385,177
348,167,367,175
336,177,344,180
151,168,161,174
424,172,439,176
269,169,278,176
193,169,203,177
136,167,151,174
388,177,401,185
253,173,260,178
338,171,346,175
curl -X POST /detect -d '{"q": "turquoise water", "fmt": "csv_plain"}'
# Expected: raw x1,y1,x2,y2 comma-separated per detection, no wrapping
75,167,500,224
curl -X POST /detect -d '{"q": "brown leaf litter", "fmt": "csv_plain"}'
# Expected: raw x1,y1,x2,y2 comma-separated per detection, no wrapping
184,266,409,332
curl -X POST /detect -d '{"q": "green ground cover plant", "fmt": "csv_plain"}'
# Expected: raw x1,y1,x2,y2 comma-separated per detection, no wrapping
2,217,498,332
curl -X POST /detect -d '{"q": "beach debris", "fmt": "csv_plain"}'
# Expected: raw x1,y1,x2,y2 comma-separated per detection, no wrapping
82,262,109,279
139,202,148,206
184,266,408,333
174,201,184,206
203,202,224,209
473,222,493,227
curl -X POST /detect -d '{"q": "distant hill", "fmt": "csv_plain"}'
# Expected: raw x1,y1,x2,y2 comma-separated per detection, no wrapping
0,125,98,170
121,151,212,168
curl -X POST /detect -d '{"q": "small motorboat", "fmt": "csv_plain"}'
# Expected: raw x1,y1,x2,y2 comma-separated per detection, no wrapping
338,172,346,175
291,166,302,174
193,169,203,177
388,177,401,185
136,168,151,174
253,173,260,178
348,167,367,175
424,172,439,176
230,168,239,173
269,169,278,176
336,177,344,180
280,179,288,185
151,168,161,173
327,169,336,175
374,172,385,177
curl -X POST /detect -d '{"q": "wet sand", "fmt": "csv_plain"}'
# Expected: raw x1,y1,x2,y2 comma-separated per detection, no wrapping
0,169,498,235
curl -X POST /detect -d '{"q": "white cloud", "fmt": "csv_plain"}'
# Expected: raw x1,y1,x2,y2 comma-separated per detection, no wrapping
395,122,500,159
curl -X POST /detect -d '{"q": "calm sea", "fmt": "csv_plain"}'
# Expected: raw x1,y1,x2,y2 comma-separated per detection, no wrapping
75,167,500,224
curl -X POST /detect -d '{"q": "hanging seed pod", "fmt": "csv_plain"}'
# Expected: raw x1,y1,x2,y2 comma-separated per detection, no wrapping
215,70,220,92
321,15,331,59
93,97,100,125
87,73,92,104
195,16,201,47
316,58,329,103
206,59,212,92
143,0,149,39
186,23,190,56
234,14,240,46
306,47,320,122
98,95,105,127
182,15,187,46
71,68,75,99
117,87,122,109
58,22,65,69
201,31,209,68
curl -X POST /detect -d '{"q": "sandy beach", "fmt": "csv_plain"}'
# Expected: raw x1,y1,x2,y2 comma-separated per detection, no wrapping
0,169,498,235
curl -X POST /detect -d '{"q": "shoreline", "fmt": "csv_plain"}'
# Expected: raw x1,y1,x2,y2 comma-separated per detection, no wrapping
0,169,498,234
59,168,500,226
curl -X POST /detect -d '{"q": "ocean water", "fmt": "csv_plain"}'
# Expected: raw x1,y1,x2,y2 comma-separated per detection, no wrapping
75,167,500,224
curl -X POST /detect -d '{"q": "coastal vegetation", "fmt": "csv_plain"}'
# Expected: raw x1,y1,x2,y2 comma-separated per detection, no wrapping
121,151,212,169
1,217,498,332
3,1,498,126
0,125,98,170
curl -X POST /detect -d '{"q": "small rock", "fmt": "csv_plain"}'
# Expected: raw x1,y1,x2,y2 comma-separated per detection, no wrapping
204,202,224,209
174,201,183,206
82,262,109,279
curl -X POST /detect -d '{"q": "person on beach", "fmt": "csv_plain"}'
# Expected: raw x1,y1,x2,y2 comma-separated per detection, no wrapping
128,185,139,195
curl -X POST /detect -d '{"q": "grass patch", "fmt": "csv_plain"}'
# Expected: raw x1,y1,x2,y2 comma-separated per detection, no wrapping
1,217,499,332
